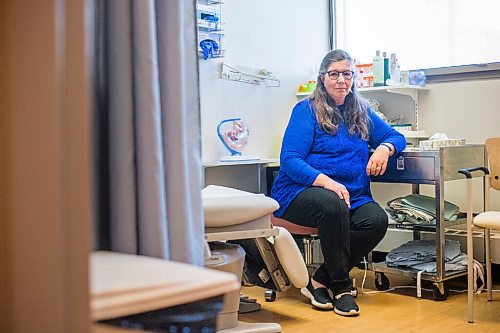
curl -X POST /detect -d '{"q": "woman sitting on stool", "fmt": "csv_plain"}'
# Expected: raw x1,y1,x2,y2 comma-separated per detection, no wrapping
271,49,406,317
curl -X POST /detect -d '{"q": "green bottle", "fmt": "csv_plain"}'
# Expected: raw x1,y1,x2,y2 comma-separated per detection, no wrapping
373,50,384,87
383,51,390,86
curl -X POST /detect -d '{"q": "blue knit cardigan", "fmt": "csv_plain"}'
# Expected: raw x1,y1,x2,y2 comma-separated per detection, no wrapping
271,98,406,217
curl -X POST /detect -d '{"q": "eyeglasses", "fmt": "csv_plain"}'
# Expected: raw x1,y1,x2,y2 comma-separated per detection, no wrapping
324,70,354,80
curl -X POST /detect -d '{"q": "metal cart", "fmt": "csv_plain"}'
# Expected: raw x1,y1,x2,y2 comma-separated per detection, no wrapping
370,144,486,300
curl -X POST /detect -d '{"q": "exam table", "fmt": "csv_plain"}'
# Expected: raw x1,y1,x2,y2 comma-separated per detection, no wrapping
91,251,240,332
203,185,308,333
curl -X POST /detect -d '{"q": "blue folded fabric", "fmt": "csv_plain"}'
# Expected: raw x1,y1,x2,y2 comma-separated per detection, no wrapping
199,39,219,60
202,14,219,23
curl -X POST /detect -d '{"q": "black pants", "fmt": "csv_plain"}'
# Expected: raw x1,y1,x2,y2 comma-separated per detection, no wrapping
281,187,388,294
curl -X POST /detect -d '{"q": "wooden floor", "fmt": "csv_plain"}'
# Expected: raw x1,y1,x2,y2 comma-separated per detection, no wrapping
240,268,500,333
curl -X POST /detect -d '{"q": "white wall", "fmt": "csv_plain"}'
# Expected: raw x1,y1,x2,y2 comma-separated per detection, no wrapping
419,79,500,144
372,79,500,212
199,1,500,214
420,79,500,211
199,0,329,163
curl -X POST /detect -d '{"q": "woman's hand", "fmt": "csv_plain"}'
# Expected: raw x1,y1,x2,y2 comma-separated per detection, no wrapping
313,173,350,207
366,144,392,176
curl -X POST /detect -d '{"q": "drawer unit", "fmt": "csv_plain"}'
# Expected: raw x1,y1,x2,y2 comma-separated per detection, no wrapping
369,144,487,300
376,155,436,182
372,144,486,184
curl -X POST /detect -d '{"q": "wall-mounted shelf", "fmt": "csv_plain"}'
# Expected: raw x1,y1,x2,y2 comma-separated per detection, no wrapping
198,0,223,5
221,63,280,87
359,85,428,103
197,0,225,60
359,85,428,131
296,91,312,97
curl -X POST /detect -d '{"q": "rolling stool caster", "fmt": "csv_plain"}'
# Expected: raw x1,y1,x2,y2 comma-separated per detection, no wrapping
264,290,277,302
374,272,390,291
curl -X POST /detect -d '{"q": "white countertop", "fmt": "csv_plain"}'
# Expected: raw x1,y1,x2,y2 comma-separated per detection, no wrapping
203,158,278,167
90,251,240,321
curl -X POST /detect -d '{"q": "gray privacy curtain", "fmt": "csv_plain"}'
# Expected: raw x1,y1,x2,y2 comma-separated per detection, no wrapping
94,0,204,266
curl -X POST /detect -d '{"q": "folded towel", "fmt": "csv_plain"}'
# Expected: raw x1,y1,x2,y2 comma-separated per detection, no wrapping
386,194,460,224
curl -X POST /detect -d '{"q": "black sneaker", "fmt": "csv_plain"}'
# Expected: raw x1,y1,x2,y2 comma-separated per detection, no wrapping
300,279,333,309
333,292,360,316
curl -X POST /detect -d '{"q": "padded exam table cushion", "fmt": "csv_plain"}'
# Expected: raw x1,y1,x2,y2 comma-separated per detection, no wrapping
90,251,239,321
202,185,279,227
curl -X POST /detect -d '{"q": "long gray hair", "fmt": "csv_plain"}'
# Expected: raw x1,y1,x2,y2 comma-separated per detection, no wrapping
311,49,370,140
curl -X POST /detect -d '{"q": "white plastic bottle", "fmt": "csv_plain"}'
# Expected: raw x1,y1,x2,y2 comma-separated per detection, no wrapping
373,50,384,87
393,60,401,84
386,53,401,85
390,53,397,78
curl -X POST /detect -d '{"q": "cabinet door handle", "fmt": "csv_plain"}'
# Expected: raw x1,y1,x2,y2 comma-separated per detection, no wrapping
397,156,405,170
